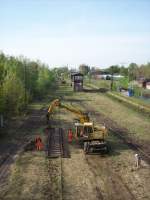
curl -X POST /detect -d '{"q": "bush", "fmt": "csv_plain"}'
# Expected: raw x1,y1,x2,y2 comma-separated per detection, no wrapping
118,77,129,89
0,53,57,117
133,86,142,97
3,75,26,115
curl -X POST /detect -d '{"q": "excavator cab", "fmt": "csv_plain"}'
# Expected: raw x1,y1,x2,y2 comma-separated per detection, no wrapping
74,122,94,137
75,122,108,154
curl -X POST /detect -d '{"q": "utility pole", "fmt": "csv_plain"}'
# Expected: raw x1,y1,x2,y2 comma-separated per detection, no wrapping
110,66,114,91
24,64,27,109
110,74,113,91
0,114,4,128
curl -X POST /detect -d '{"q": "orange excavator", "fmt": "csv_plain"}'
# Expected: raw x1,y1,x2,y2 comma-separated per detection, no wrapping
47,99,109,153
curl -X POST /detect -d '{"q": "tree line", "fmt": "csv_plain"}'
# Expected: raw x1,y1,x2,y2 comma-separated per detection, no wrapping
0,52,56,119
78,63,150,80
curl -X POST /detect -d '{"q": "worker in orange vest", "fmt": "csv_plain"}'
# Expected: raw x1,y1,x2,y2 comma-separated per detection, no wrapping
68,129,73,143
35,136,44,150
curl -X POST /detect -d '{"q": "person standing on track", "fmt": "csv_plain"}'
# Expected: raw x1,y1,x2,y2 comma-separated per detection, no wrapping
68,129,73,143
134,153,141,168
35,136,44,150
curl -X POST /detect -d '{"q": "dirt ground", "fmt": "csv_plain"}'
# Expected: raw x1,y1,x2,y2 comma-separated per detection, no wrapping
62,144,102,200
0,84,150,200
0,102,48,199
49,131,150,200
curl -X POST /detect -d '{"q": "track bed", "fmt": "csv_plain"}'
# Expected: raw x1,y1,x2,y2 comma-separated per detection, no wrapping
47,128,70,158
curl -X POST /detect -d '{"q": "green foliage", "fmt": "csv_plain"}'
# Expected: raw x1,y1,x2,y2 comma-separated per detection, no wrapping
128,63,138,81
0,86,5,113
3,74,26,115
36,67,55,98
133,85,142,97
107,65,120,74
112,81,117,91
0,52,56,117
138,63,150,79
118,77,129,89
120,66,128,76
128,63,150,80
79,64,90,75
54,66,69,79
104,65,128,77
105,62,150,81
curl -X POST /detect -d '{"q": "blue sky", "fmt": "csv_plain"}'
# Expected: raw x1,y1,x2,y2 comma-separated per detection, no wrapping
0,0,150,68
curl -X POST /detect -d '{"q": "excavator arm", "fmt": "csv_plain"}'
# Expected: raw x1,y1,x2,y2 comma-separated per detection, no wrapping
47,99,109,154
47,99,89,123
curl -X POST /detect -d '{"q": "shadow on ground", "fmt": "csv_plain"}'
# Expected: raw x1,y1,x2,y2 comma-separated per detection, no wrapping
83,88,109,93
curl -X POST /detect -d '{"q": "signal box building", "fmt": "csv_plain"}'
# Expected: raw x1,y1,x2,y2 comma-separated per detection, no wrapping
71,72,84,92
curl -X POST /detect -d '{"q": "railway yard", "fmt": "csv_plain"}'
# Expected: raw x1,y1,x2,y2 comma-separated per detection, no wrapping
0,83,150,200
1,1,150,199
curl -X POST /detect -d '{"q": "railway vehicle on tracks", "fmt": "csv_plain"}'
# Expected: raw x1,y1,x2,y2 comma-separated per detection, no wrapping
47,99,109,154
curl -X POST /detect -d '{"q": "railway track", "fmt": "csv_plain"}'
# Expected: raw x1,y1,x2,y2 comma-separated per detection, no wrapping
0,155,15,187
47,127,70,158
47,128,69,200
0,107,46,188
0,142,29,187
109,127,150,164
95,114,150,164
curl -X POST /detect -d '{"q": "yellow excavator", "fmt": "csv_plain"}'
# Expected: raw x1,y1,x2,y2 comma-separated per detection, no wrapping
47,99,109,153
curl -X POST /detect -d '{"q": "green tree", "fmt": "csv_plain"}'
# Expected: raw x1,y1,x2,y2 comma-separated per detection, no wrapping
120,66,128,76
138,63,150,79
0,52,57,118
3,74,25,115
79,64,90,75
108,65,120,74
118,77,129,89
128,63,138,81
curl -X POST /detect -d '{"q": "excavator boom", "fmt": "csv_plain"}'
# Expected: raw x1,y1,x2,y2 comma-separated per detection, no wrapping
47,99,89,123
